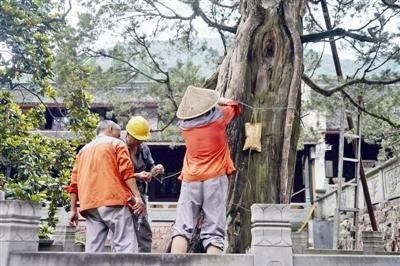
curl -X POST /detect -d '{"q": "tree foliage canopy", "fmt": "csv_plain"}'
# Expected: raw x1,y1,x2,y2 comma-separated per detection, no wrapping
0,0,62,88
0,0,98,229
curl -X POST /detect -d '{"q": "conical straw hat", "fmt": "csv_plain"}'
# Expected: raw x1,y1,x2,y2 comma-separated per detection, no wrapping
176,86,220,120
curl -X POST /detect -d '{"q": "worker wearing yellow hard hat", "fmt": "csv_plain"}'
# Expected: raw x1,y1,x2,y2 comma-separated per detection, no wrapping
126,116,151,141
124,115,164,252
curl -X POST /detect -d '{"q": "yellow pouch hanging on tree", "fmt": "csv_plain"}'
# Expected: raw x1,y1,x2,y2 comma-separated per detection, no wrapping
243,109,262,152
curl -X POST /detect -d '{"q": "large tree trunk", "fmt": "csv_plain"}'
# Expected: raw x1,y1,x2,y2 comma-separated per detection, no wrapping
215,0,306,253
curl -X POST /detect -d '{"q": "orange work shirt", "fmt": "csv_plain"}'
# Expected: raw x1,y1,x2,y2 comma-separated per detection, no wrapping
66,135,135,211
180,102,240,182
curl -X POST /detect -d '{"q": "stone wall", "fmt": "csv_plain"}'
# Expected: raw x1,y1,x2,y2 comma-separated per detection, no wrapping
359,198,400,251
151,222,173,251
315,158,400,251
3,203,400,266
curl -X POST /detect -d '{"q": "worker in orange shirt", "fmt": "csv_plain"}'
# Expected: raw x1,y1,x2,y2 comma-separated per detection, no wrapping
124,116,165,252
171,86,240,254
67,120,144,253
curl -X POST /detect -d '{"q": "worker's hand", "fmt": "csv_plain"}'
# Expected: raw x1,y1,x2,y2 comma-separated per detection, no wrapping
151,164,164,176
136,171,152,182
129,196,145,215
68,210,79,227
218,97,232,106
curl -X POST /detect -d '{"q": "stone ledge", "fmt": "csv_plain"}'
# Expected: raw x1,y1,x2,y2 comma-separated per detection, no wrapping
294,254,400,266
8,252,254,266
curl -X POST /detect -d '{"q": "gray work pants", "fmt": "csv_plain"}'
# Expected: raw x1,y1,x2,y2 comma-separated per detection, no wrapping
172,175,229,250
132,194,152,252
132,213,152,252
83,206,138,253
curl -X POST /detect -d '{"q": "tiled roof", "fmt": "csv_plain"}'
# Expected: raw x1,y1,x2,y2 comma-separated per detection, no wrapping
1,81,158,107
30,130,184,145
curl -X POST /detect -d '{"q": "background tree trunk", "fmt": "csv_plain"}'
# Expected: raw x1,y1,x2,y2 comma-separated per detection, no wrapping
214,0,306,253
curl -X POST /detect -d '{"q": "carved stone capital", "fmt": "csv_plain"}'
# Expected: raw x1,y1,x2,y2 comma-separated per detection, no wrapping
251,204,291,223
251,204,293,266
0,200,41,266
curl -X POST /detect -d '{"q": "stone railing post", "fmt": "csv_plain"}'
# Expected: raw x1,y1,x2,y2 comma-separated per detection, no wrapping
291,231,307,253
362,230,384,254
0,200,41,266
251,204,293,266
53,208,76,251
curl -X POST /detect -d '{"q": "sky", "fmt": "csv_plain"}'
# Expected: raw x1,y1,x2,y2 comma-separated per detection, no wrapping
66,0,222,47
2,0,399,75
65,0,399,61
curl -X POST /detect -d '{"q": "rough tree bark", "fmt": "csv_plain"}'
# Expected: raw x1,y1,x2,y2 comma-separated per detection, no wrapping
213,0,306,253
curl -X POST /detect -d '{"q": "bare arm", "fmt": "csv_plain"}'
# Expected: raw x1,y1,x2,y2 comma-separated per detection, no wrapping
125,177,142,198
68,193,79,227
134,171,152,182
218,97,233,106
125,178,145,214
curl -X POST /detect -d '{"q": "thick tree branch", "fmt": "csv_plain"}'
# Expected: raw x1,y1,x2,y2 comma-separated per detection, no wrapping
164,78,179,111
142,0,196,20
342,90,400,128
209,0,240,9
301,28,377,43
305,2,324,31
194,6,237,33
141,0,237,33
307,42,326,78
151,116,177,133
14,84,64,124
125,26,179,112
367,47,400,73
44,0,72,27
202,70,219,90
303,75,400,128
382,0,400,9
188,0,238,32
85,48,165,84
128,26,168,76
218,29,229,55
61,0,73,21
302,74,400,96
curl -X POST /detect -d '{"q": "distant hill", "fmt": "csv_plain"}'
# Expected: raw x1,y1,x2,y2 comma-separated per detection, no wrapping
93,38,400,79
306,53,400,78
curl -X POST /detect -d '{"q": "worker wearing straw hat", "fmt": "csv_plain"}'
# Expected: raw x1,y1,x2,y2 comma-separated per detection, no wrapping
171,86,240,254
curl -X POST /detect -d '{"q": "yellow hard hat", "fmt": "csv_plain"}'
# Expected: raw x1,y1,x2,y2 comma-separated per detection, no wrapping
126,116,151,140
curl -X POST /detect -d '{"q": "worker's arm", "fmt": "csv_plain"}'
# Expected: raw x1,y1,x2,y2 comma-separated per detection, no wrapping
135,164,164,182
135,144,164,182
218,97,234,106
125,178,145,214
218,97,241,124
69,193,79,227
134,171,152,182
66,157,80,227
116,142,145,214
